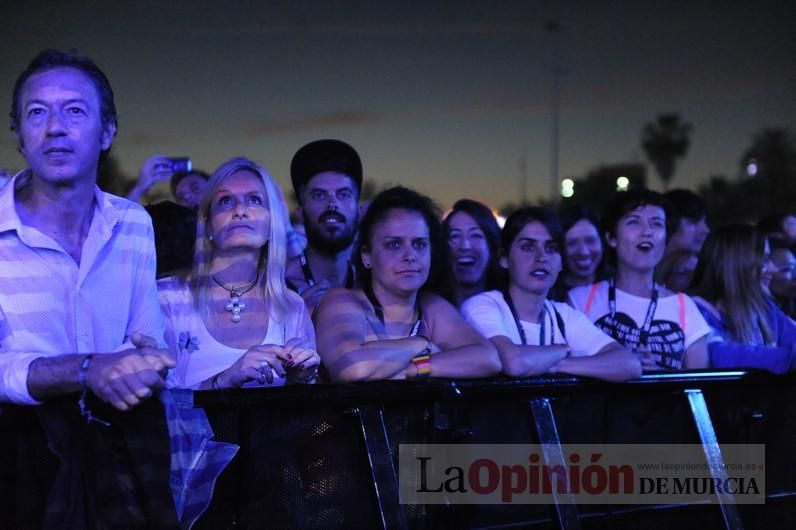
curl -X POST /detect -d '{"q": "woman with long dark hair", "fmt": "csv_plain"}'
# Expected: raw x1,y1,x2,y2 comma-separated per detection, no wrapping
444,199,502,306
549,205,608,301
314,186,500,381
690,225,796,373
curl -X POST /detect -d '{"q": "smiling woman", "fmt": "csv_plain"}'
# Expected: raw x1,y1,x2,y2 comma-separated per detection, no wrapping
443,199,502,307
157,157,320,389
314,186,500,382
549,205,609,301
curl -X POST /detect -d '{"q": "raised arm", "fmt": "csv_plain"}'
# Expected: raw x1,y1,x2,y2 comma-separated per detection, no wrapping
127,154,173,202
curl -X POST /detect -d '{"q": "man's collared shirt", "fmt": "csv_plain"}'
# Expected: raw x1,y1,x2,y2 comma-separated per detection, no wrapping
0,170,164,404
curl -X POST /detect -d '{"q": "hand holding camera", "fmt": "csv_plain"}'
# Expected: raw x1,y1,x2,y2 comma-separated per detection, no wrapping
127,154,192,202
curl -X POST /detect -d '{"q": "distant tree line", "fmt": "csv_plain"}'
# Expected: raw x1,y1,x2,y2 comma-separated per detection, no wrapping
501,114,795,228
95,116,795,228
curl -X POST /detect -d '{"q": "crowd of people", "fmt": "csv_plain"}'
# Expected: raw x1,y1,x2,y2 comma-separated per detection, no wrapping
1,48,796,417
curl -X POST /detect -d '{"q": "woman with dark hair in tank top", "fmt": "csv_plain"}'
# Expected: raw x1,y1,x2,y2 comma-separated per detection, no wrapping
314,186,500,381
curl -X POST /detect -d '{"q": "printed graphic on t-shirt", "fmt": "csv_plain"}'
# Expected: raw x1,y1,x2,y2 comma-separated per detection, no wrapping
594,312,685,369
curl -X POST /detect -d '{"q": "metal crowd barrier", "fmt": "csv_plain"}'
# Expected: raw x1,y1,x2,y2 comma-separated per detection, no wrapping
2,370,795,529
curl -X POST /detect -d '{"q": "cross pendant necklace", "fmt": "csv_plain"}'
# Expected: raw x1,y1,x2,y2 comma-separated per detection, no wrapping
213,275,258,322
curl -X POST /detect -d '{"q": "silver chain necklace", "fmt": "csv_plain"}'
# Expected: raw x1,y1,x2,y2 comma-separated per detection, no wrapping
213,275,258,322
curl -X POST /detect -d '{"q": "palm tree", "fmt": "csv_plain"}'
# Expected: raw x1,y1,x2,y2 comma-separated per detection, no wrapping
641,113,692,191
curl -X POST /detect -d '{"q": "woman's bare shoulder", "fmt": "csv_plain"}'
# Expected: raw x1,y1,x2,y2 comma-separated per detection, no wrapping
419,292,462,320
316,287,369,314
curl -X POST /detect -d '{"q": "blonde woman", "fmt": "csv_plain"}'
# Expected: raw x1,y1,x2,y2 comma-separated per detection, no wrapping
158,157,319,389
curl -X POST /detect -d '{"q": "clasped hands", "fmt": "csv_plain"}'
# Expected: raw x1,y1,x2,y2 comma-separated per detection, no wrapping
85,333,175,411
215,338,321,388
634,345,668,371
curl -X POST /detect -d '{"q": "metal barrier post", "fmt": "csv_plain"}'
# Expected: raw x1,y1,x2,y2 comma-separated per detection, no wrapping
356,406,409,530
685,389,745,530
529,397,582,530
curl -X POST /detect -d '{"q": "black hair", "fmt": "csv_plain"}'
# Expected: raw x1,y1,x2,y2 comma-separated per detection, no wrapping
501,206,564,254
769,236,793,251
170,169,210,198
600,189,670,267
144,201,197,278
10,49,117,135
602,188,671,239
499,207,564,291
664,188,707,230
443,199,502,291
758,214,796,237
558,204,600,236
354,186,453,300
556,203,610,284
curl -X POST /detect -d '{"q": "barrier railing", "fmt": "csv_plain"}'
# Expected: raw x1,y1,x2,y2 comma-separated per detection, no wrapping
2,370,795,529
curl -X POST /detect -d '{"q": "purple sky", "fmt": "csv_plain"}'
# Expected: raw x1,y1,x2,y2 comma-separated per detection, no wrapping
1,1,794,209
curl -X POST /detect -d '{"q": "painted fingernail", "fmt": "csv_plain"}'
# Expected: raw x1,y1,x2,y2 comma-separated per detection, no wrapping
286,353,293,359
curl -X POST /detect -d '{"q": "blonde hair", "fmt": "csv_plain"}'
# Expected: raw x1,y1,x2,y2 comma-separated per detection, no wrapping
188,156,292,321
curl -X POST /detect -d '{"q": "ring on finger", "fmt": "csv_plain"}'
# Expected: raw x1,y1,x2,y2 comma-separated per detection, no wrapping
258,360,272,373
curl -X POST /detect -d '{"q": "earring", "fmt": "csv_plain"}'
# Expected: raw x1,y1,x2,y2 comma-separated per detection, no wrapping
208,234,214,241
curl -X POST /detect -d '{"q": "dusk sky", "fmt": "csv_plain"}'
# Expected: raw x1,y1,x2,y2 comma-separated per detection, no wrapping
1,1,794,209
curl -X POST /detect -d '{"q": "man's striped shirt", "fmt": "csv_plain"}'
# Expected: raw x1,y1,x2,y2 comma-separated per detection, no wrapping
0,170,164,404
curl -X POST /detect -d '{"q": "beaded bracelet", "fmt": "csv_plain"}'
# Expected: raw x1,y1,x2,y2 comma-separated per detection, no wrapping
77,354,110,426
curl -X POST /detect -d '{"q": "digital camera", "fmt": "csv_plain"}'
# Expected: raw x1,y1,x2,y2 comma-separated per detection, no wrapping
168,157,192,173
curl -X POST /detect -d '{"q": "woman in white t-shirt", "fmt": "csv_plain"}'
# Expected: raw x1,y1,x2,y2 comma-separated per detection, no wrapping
462,207,640,382
568,189,710,371
158,157,319,389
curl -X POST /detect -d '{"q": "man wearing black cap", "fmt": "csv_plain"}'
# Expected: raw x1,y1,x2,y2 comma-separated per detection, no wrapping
286,139,362,313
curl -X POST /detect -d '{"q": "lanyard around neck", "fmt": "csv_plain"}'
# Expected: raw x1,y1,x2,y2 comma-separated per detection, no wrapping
299,251,355,289
608,277,658,348
363,282,423,338
502,290,553,346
